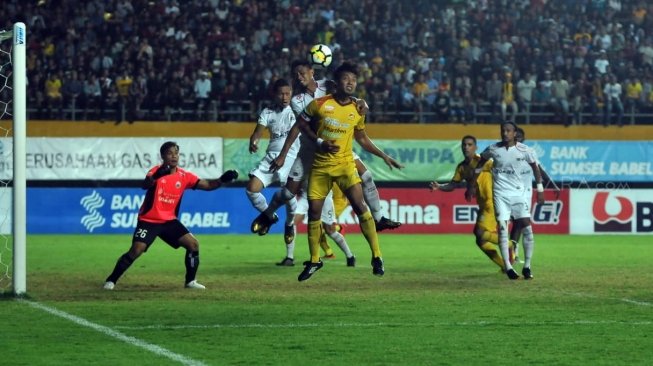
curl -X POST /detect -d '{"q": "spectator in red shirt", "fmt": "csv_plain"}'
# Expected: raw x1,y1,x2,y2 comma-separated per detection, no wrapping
103,141,238,290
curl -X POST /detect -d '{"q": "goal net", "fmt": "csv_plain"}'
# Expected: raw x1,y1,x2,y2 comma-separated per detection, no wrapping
0,23,26,295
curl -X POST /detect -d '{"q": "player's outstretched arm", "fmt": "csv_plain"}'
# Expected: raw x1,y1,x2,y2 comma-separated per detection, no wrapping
354,129,403,169
429,180,463,192
270,122,302,172
249,124,266,154
195,170,239,191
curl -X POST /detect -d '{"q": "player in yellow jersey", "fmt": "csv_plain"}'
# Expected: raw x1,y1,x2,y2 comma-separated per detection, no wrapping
295,62,402,281
429,135,513,270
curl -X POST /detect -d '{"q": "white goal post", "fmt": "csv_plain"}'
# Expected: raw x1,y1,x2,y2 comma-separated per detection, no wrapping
0,23,27,295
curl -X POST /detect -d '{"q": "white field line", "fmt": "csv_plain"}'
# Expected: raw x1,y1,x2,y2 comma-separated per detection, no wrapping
114,319,653,331
20,299,207,366
560,291,653,307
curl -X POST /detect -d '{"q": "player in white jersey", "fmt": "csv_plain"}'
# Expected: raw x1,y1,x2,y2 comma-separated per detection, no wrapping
510,127,560,263
252,59,401,242
251,60,354,266
466,121,544,280
246,78,300,248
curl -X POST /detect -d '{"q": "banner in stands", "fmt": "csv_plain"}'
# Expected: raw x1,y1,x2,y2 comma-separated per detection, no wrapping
24,187,568,235
223,138,464,182
508,140,653,183
0,137,223,180
570,189,653,234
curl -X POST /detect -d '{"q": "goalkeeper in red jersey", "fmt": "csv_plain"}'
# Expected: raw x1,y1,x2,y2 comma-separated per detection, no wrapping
103,141,238,290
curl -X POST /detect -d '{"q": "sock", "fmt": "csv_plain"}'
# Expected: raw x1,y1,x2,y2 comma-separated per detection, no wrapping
246,190,268,213
511,239,520,257
284,196,297,226
481,231,499,244
498,221,512,271
320,231,334,256
106,252,135,283
479,242,504,269
359,211,382,258
286,242,295,259
308,220,322,263
328,231,353,258
184,250,200,284
360,170,383,222
264,187,295,219
522,225,535,268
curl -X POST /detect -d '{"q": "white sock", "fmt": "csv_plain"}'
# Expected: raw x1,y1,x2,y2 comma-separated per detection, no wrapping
360,170,383,222
286,242,295,259
284,197,297,226
498,221,512,270
246,190,268,212
328,231,353,258
265,187,294,218
522,225,535,269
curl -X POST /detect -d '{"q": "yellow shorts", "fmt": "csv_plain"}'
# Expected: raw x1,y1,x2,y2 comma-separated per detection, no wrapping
476,201,497,233
308,163,361,201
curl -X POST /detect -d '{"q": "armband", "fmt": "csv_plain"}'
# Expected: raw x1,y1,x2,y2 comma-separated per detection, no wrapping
474,168,482,174
536,183,544,192
316,138,324,146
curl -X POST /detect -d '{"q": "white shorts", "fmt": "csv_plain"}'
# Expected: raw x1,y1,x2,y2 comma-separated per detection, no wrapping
296,189,336,224
249,151,297,187
494,194,531,221
288,146,315,182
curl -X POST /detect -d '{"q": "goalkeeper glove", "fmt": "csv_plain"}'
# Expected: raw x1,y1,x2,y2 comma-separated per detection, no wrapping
219,170,239,183
152,164,171,179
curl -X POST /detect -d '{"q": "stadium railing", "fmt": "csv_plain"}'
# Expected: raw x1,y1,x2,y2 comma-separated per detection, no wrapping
25,98,653,125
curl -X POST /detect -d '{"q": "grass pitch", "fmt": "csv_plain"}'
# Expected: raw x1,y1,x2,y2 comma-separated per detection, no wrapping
2,233,652,365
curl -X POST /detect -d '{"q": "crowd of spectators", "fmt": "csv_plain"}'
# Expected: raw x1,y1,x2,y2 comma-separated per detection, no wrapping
3,0,653,125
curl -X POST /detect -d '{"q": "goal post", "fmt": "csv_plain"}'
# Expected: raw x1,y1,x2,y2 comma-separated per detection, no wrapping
0,22,27,295
13,22,27,295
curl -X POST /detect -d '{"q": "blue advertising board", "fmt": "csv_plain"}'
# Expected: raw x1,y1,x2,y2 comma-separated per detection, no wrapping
28,187,286,234
478,140,653,183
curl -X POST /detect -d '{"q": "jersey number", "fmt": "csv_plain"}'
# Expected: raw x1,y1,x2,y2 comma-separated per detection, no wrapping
135,228,148,239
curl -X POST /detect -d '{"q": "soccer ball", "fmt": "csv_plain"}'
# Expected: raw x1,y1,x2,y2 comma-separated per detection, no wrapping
308,44,333,69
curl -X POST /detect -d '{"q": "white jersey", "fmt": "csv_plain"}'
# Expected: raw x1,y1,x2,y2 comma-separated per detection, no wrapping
291,79,330,153
257,105,299,155
481,142,537,197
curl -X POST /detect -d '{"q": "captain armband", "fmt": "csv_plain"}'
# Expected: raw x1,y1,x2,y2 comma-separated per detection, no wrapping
536,183,544,192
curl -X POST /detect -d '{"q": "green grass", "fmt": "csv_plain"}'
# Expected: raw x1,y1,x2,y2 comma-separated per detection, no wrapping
2,234,652,365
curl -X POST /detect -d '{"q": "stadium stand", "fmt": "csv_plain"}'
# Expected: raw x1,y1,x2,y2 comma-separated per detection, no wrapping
3,0,653,125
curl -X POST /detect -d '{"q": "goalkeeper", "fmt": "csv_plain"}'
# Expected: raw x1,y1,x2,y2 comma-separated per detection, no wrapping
103,141,238,290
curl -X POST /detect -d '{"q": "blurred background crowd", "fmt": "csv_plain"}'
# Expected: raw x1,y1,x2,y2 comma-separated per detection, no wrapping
2,0,653,125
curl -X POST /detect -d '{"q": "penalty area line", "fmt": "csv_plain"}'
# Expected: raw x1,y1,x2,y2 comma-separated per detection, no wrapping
114,319,653,331
19,299,207,366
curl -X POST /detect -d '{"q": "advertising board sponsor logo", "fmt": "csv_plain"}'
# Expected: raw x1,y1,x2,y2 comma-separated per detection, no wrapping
591,191,653,233
80,191,106,232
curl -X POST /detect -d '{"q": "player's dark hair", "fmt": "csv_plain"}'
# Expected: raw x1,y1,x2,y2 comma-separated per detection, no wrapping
461,135,477,145
160,141,179,156
272,78,291,92
501,121,518,131
516,127,526,140
334,62,358,81
291,59,312,71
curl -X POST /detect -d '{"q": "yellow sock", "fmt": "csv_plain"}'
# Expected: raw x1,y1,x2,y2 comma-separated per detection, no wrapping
481,231,499,244
319,230,333,256
479,241,504,269
308,220,322,263
359,211,382,258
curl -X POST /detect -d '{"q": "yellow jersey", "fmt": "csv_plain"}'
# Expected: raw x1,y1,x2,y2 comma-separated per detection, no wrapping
452,154,493,205
300,95,365,168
